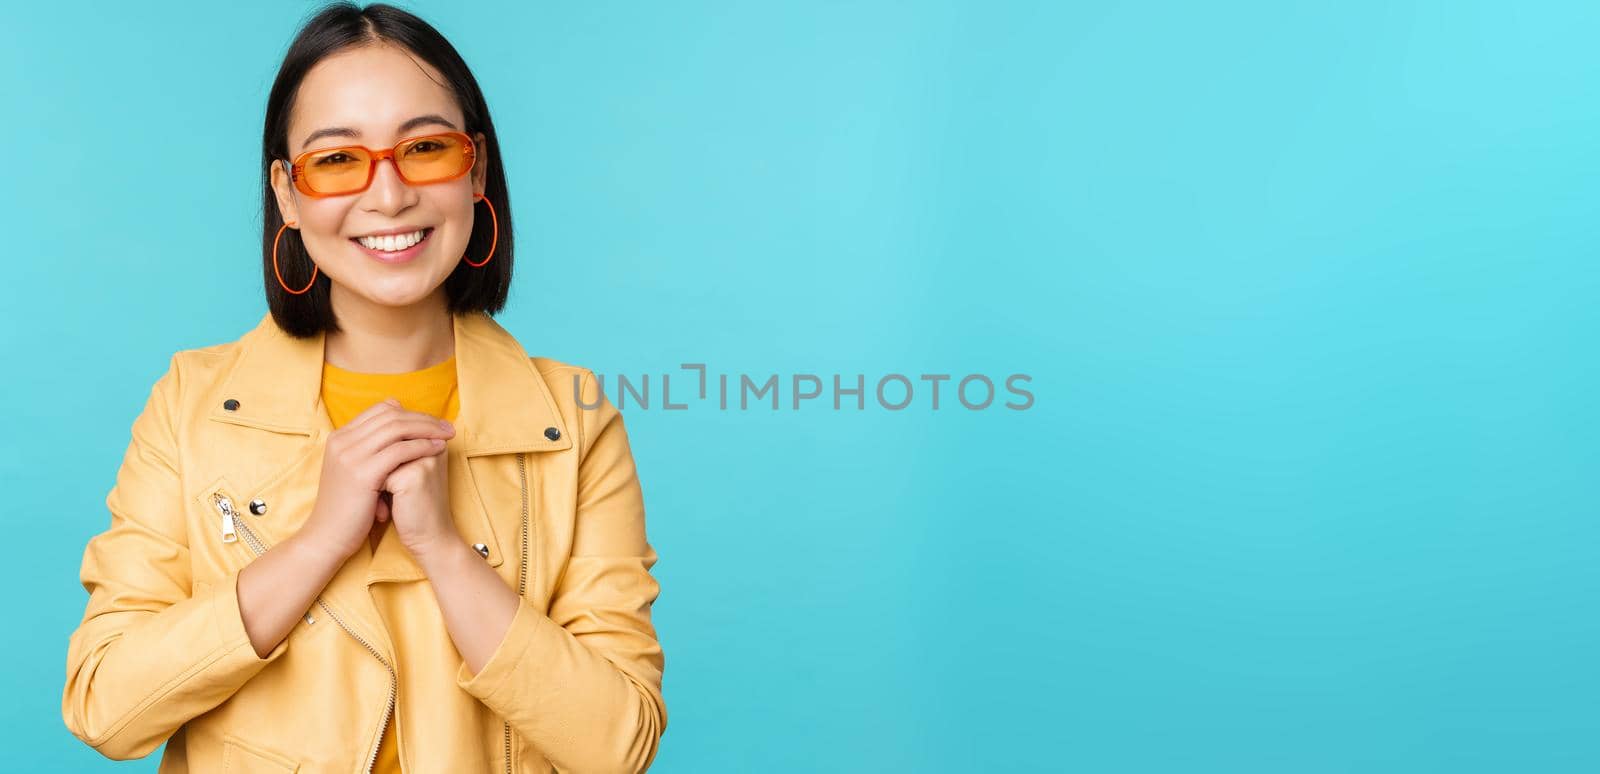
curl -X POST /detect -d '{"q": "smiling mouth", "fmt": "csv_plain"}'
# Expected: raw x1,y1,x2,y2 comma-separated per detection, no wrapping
351,227,434,252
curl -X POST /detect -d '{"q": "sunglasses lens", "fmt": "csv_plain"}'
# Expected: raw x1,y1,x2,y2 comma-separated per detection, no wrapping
293,134,472,195
300,146,373,195
396,134,472,183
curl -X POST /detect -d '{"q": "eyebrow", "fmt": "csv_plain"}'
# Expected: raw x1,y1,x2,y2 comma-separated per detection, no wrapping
299,114,460,150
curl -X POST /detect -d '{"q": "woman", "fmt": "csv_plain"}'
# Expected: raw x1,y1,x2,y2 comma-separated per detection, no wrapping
60,4,667,772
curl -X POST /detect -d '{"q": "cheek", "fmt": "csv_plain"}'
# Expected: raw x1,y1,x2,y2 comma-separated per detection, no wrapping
434,199,480,260
299,206,354,256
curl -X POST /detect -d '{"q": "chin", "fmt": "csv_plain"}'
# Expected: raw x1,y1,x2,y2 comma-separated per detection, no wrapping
359,279,444,308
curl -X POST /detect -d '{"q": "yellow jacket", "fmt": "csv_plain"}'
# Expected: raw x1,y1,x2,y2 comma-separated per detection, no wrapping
62,310,667,773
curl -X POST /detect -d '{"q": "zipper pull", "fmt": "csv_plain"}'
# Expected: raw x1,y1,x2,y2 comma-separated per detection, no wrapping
213,493,238,543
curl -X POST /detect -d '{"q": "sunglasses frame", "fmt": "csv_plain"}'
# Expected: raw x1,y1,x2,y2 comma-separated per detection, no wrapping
287,130,477,198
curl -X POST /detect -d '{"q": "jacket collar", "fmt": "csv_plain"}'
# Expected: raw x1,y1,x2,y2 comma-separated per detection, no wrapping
207,310,572,456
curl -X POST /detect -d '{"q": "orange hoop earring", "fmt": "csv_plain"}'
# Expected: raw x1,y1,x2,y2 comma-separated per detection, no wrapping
273,221,318,295
465,193,498,268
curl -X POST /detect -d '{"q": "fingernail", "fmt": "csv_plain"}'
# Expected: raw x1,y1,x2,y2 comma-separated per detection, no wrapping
432,438,445,445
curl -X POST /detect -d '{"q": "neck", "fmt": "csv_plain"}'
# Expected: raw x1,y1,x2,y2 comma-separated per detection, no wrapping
324,288,455,373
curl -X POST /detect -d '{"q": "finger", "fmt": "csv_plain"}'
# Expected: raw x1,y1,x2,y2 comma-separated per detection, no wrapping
350,415,454,459
375,496,390,523
332,397,403,443
354,396,402,426
372,437,448,478
347,407,451,449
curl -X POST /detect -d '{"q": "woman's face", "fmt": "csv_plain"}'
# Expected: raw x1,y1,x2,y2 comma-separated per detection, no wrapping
270,43,488,311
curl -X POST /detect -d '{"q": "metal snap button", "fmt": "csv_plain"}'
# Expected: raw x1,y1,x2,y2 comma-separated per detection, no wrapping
472,543,490,559
223,398,240,411
249,499,267,515
544,426,561,441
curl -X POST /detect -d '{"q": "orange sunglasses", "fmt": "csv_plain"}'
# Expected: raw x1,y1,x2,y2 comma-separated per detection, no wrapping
287,131,477,197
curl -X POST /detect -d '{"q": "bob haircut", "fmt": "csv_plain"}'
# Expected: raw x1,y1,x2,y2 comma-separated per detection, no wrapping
260,2,513,338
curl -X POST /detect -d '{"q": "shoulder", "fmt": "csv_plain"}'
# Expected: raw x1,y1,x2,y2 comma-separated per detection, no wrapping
529,356,601,409
133,335,241,406
526,356,627,455
530,355,589,381
156,338,243,397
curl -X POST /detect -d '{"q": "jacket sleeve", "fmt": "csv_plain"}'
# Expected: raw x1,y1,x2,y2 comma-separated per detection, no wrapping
62,354,289,761
456,368,667,774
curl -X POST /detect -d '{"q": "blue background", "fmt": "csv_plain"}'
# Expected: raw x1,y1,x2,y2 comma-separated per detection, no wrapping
4,1,1596,771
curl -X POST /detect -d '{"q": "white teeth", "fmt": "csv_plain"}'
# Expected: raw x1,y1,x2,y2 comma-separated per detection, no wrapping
357,229,426,251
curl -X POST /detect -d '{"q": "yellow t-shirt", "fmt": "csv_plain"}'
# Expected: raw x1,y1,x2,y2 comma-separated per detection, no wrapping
320,353,460,774
322,354,460,431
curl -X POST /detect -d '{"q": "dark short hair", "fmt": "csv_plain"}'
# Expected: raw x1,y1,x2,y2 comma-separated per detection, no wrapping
260,2,513,338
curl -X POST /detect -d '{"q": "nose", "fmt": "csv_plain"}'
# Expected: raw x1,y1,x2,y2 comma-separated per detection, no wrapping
361,155,416,215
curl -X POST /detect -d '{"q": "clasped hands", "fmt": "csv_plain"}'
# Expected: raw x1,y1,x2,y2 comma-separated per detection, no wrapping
312,397,460,564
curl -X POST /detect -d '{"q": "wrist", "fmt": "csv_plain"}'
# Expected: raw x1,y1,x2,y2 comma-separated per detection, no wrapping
287,526,359,570
413,534,475,576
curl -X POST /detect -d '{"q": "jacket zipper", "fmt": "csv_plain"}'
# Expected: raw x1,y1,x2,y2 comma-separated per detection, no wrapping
504,452,530,774
212,492,398,774
218,494,239,543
